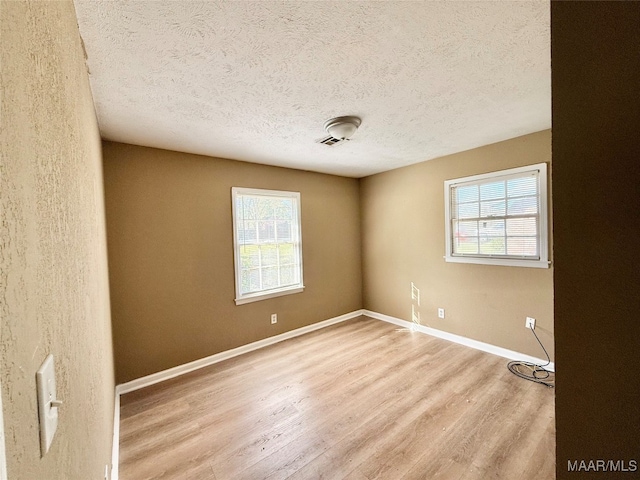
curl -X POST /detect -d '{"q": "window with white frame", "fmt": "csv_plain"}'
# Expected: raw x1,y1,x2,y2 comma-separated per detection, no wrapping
444,163,549,268
232,187,304,305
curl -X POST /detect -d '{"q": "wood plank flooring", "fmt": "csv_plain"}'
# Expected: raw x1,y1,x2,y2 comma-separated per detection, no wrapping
119,316,555,480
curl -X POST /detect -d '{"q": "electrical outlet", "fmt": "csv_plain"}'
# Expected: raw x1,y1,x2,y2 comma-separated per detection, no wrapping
271,314,277,324
438,308,445,319
526,317,536,329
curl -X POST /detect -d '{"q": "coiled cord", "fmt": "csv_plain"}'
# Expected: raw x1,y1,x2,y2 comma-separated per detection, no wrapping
507,327,554,388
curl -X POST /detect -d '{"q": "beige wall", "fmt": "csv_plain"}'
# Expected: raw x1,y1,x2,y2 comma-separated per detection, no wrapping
0,1,114,479
552,3,640,478
361,131,553,360
103,142,362,383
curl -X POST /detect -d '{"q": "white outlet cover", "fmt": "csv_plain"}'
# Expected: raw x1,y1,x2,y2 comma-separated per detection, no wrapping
438,308,445,319
36,354,59,456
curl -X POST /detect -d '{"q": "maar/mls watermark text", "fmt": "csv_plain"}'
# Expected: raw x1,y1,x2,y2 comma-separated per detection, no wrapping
568,459,637,473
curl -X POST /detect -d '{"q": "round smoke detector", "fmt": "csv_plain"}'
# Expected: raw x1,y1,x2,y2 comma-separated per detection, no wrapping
323,116,362,140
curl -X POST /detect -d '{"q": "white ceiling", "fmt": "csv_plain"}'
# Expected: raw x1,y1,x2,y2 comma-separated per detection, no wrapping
73,1,550,178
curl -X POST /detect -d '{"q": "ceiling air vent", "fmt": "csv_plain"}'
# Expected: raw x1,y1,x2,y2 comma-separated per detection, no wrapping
316,135,347,146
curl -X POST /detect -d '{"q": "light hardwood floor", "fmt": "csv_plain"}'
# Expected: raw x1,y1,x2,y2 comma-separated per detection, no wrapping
119,316,555,480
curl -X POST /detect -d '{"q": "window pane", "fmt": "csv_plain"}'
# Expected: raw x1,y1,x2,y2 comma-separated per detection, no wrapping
507,176,537,197
479,237,506,255
260,245,277,267
280,265,295,286
261,266,279,290
457,202,479,219
455,236,478,254
507,196,538,215
480,200,506,218
242,197,259,220
275,199,293,220
240,269,250,294
258,220,275,242
240,245,260,268
276,220,292,242
240,221,257,244
455,185,479,204
241,268,261,294
454,220,479,255
506,217,537,236
480,181,505,201
237,224,246,244
456,220,478,237
479,219,506,255
479,219,505,237
278,244,295,265
507,237,538,256
264,198,278,216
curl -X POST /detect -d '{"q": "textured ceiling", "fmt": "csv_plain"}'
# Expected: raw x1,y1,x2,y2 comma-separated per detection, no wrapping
73,1,550,178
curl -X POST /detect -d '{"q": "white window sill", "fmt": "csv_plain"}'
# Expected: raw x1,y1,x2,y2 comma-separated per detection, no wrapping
235,286,305,305
444,256,550,268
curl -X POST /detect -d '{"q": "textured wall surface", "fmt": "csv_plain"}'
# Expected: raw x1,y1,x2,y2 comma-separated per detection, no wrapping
73,0,550,177
0,1,114,479
361,131,554,360
103,142,362,383
552,3,640,478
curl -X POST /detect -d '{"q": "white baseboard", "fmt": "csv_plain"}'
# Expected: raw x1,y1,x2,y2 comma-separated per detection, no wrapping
110,307,553,479
110,309,363,479
117,309,364,395
363,309,554,372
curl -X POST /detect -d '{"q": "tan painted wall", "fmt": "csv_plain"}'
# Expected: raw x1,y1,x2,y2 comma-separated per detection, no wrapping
103,142,362,383
0,1,114,479
552,3,640,478
361,131,554,360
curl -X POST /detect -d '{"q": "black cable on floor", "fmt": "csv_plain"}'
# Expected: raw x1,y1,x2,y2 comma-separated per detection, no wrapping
507,327,555,388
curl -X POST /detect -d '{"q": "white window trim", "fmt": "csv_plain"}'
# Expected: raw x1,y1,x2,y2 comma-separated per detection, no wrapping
232,187,304,305
444,163,549,268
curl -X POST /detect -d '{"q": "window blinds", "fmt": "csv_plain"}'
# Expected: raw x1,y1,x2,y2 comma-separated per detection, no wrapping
450,169,542,259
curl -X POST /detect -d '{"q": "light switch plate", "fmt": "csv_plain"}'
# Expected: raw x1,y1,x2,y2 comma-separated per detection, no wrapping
36,354,59,456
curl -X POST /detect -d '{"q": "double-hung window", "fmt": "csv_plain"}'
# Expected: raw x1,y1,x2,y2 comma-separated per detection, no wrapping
444,163,549,268
232,187,304,305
